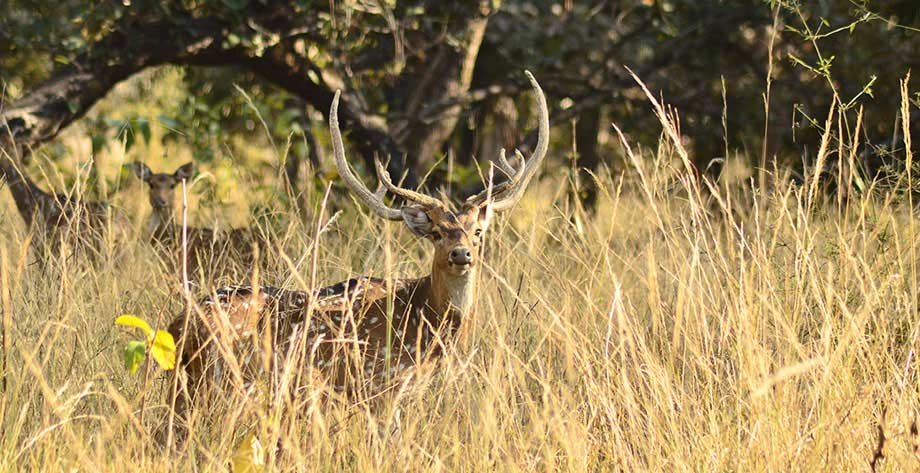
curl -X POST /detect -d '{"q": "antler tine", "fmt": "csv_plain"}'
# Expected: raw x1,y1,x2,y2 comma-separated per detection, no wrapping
495,148,523,178
488,71,550,212
465,149,524,207
329,91,404,220
373,156,446,210
373,182,387,200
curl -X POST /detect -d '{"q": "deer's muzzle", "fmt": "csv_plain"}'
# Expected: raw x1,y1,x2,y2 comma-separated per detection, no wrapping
449,248,473,266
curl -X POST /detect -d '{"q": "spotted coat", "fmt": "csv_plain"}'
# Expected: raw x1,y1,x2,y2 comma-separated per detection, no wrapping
168,275,461,401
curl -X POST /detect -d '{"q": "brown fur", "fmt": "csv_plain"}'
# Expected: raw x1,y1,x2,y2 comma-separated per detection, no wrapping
130,162,265,276
167,203,490,424
164,71,547,437
1,153,125,260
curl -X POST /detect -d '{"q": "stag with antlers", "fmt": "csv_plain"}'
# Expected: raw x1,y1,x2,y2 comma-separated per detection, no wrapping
165,71,548,423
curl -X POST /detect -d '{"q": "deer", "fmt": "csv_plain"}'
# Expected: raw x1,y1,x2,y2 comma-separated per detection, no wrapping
164,71,548,428
0,147,124,261
129,161,265,276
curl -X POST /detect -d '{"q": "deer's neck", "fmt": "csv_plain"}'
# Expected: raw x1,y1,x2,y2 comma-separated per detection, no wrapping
147,207,175,236
429,265,477,319
0,158,47,226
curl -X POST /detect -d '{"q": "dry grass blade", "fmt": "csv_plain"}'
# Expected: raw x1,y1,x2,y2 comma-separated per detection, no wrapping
2,70,920,471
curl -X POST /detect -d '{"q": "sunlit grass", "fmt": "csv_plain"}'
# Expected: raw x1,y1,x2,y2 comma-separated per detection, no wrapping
1,75,920,471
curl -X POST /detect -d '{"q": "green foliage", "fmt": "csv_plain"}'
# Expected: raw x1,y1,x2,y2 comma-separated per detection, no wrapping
114,314,176,374
88,117,154,156
122,341,147,375
3,0,919,188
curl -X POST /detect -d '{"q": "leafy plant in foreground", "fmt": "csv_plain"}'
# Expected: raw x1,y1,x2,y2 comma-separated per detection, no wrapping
114,314,176,374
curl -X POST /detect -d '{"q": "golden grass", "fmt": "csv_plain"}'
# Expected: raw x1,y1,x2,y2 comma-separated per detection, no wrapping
1,75,919,471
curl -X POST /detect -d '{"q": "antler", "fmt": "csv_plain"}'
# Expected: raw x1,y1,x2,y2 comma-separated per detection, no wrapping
475,70,550,212
496,148,523,179
373,157,447,210
329,91,404,220
465,148,525,207
331,70,547,217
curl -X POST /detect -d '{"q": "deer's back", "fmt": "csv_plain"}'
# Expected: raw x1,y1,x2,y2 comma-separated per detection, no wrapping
169,275,456,394
34,195,127,257
151,225,265,275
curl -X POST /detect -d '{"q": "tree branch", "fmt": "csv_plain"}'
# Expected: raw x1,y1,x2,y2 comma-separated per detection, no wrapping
0,16,241,147
0,11,417,186
243,46,414,186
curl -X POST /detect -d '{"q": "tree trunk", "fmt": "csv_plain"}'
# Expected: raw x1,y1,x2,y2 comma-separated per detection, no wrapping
389,9,490,187
575,107,602,207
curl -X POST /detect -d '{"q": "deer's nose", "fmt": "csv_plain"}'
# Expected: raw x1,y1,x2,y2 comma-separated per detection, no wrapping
449,248,472,265
152,196,167,208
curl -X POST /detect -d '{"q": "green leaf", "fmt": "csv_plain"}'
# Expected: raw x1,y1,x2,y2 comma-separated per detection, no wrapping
123,340,147,375
137,119,151,145
150,330,176,371
118,164,134,183
157,114,180,130
222,0,250,11
121,128,135,152
115,315,153,340
91,135,106,155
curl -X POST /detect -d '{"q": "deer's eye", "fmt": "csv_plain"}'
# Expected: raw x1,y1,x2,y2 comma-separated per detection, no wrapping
474,229,482,238
170,183,177,189
430,230,444,241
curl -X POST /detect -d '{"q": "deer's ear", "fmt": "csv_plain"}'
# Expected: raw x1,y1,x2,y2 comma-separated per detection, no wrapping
477,204,493,233
129,162,152,182
400,205,434,237
174,162,195,181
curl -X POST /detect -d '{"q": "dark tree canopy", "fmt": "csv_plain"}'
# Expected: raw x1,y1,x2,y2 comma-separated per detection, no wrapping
2,0,919,205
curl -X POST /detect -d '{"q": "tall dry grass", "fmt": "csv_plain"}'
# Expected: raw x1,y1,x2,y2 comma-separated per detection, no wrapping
1,76,919,471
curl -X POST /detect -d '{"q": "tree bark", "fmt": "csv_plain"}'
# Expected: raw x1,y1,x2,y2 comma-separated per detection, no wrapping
388,6,491,185
575,107,602,207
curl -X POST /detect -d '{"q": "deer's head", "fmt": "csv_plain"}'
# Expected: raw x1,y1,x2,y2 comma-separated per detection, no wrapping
399,202,491,277
130,162,194,214
328,71,548,283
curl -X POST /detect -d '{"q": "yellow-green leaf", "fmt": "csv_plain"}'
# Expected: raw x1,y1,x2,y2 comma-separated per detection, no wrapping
115,315,153,340
123,340,147,375
232,430,265,473
150,330,176,371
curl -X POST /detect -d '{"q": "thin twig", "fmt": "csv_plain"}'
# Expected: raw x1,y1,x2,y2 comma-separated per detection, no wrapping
0,243,11,395
165,177,192,453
